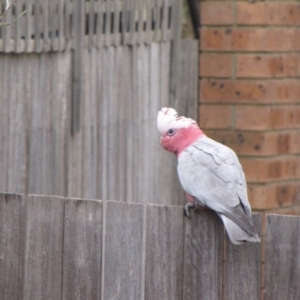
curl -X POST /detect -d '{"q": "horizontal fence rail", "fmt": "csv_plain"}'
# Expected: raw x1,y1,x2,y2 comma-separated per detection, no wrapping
0,193,300,299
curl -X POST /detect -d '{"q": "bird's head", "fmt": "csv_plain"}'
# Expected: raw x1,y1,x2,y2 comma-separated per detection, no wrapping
157,107,204,157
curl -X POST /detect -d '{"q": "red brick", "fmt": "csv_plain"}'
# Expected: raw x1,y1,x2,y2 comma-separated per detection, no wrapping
240,156,300,183
236,54,300,78
200,79,300,104
237,2,300,26
199,54,232,78
200,1,234,25
235,105,300,131
267,3,300,26
199,104,232,129
204,130,300,156
200,28,300,52
249,182,300,210
236,2,267,25
248,185,278,210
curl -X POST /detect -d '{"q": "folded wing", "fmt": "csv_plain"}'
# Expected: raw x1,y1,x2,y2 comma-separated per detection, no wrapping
178,136,260,244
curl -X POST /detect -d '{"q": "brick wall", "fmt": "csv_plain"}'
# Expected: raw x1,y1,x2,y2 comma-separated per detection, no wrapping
198,0,300,215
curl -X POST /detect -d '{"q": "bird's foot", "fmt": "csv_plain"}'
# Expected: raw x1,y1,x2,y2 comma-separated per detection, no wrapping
183,203,197,219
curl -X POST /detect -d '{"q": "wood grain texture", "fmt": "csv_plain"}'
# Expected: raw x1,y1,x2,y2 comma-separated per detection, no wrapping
62,198,102,300
134,44,149,203
145,204,184,300
71,0,85,133
23,195,64,300
0,194,24,300
82,48,99,200
51,51,71,197
264,214,300,300
103,201,144,300
184,210,224,300
225,213,262,300
7,55,26,193
28,54,43,193
179,40,198,121
0,55,9,192
149,43,160,204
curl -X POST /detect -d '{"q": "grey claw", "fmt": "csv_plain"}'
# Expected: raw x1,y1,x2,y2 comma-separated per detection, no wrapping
184,203,195,219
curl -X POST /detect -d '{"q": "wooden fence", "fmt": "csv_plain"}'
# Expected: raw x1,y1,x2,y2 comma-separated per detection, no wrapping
0,0,198,206
1,193,300,300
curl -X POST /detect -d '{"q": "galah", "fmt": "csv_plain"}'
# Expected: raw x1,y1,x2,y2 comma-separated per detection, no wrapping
157,107,260,245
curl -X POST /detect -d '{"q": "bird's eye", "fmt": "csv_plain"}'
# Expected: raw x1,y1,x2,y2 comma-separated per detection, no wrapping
167,128,175,136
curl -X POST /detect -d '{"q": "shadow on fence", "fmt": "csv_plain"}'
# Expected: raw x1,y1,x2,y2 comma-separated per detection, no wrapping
0,193,300,300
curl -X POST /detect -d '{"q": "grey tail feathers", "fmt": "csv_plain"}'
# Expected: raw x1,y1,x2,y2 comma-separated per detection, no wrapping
220,214,260,245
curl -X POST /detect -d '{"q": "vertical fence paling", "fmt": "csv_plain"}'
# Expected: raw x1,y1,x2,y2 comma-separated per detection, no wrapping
0,194,23,300
264,214,300,300
184,210,224,300
1,193,300,300
23,195,64,300
224,214,261,300
63,198,102,300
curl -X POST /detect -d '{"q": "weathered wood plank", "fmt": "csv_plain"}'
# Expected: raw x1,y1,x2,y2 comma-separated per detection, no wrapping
162,0,170,41
184,210,224,300
96,0,103,47
139,44,150,203
72,0,85,133
3,0,13,52
130,45,140,200
116,46,128,202
225,213,262,300
95,48,103,199
40,53,52,195
124,47,134,202
69,0,85,195
88,0,95,49
179,40,198,121
42,0,50,51
34,0,42,52
103,201,144,300
28,54,42,194
0,194,24,300
112,0,121,46
7,55,26,193
82,48,98,199
145,204,184,300
22,51,32,195
14,0,23,53
169,0,182,105
62,198,102,300
104,0,112,47
51,51,71,196
264,214,300,300
58,0,65,50
149,43,160,204
104,47,118,201
0,55,9,192
134,44,149,203
25,0,34,52
23,195,64,300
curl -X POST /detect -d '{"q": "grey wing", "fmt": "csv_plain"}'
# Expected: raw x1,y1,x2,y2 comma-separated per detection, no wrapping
178,137,255,235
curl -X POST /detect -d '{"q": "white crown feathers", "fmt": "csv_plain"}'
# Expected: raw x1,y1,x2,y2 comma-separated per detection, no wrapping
157,107,197,135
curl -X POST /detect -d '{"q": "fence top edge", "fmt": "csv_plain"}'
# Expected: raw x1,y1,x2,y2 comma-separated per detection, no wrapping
266,213,300,220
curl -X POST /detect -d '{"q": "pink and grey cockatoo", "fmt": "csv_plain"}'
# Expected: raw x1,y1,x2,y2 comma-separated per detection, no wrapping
157,107,260,245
